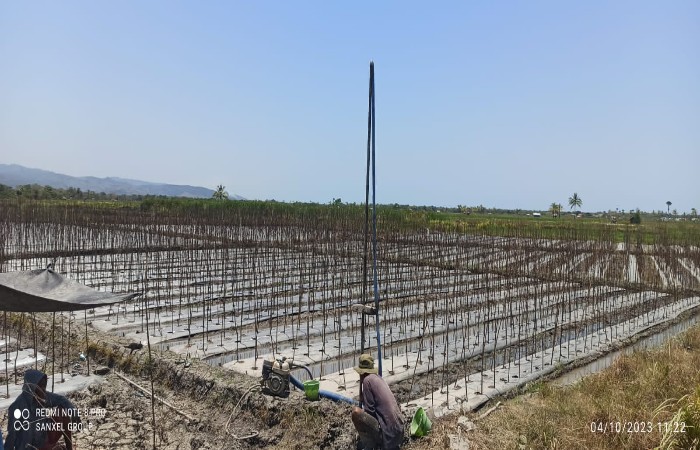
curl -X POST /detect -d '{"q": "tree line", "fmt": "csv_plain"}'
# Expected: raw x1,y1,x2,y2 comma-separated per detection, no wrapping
0,183,167,202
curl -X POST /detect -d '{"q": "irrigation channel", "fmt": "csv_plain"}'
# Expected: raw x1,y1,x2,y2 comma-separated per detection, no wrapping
1,203,699,417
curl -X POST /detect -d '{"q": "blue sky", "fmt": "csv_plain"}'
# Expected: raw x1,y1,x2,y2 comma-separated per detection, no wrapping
1,2,698,213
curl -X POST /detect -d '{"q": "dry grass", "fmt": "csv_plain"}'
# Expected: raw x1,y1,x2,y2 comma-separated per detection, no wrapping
404,323,700,450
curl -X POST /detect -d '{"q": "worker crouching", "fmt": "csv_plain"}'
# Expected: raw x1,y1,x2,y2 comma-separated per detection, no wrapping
351,354,404,450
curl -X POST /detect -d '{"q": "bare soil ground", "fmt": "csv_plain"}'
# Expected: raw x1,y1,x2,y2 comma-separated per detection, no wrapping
1,317,362,450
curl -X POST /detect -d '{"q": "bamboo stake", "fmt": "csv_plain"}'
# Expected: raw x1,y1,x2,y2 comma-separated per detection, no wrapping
114,371,196,422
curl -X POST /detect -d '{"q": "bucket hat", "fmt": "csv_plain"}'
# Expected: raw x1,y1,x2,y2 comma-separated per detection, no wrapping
354,353,378,375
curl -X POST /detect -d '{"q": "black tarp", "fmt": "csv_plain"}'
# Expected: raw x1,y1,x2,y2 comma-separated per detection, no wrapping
0,268,139,312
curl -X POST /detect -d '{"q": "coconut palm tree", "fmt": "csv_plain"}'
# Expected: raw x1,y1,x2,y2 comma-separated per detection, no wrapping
666,201,672,214
212,185,228,200
549,202,561,218
568,193,582,212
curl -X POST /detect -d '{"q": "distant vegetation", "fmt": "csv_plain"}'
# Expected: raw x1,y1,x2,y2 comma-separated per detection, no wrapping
568,192,583,212
0,193,697,246
212,184,229,200
0,183,169,202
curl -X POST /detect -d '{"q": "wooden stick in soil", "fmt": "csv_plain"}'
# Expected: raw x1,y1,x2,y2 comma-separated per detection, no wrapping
144,291,158,450
476,401,502,421
4,311,8,398
14,314,23,384
84,310,90,376
51,312,55,391
60,314,65,382
32,313,38,370
113,372,196,422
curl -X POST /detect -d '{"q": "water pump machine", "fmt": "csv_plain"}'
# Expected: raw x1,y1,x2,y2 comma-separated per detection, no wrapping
260,357,291,398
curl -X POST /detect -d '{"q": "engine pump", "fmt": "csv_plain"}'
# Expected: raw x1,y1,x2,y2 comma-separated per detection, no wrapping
261,357,291,398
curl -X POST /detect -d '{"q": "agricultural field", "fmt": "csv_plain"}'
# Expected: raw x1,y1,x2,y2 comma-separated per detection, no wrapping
0,199,699,447
0,202,700,415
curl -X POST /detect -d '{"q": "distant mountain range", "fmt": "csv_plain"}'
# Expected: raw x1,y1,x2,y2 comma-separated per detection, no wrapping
0,164,244,199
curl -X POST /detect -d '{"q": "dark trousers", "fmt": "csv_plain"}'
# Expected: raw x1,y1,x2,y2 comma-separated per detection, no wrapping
352,408,383,449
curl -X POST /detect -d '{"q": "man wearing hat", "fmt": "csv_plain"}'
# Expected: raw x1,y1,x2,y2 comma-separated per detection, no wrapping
351,353,404,449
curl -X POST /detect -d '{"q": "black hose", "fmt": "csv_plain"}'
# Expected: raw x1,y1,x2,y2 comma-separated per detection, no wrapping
290,363,313,380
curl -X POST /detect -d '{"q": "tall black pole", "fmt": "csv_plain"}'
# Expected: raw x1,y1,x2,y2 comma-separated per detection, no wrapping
361,63,373,356
369,62,383,376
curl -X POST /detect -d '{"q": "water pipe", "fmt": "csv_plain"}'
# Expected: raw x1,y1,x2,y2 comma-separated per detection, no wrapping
289,374,359,406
